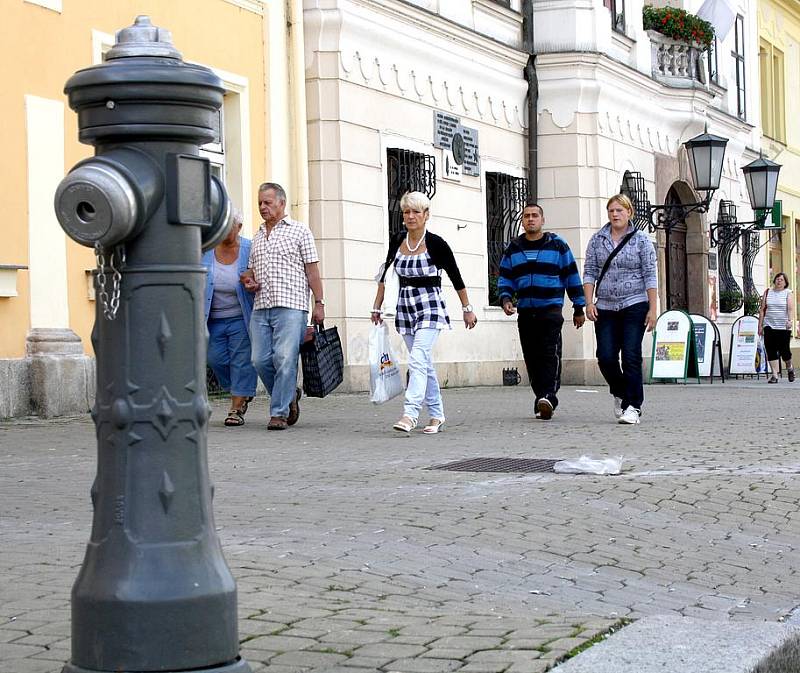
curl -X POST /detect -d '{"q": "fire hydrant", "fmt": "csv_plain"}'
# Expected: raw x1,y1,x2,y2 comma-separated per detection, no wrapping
54,16,250,673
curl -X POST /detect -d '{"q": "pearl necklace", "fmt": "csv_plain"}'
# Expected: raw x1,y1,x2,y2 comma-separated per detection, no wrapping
405,230,426,253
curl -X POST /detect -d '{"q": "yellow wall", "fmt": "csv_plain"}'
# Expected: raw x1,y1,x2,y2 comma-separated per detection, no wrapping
1,0,269,357
759,0,800,318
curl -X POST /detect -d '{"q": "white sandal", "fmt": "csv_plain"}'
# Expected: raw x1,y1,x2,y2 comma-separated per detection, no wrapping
422,418,445,434
392,416,417,433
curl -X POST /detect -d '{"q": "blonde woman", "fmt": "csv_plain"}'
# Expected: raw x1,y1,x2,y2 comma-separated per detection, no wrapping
583,194,657,425
371,192,477,434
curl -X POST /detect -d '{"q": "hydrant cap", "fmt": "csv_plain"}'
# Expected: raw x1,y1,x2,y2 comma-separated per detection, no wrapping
106,15,182,60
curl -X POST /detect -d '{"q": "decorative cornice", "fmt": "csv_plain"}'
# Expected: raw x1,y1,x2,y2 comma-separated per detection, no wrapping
338,49,527,131
536,51,755,164
221,0,265,15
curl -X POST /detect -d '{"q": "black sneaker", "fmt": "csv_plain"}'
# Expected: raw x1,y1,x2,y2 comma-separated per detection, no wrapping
287,387,302,426
789,369,795,383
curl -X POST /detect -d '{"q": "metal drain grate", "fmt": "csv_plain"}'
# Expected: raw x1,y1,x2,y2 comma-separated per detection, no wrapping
427,457,560,473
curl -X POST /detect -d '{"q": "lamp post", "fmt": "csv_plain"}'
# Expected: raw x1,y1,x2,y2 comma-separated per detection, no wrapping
621,128,728,232
709,154,783,245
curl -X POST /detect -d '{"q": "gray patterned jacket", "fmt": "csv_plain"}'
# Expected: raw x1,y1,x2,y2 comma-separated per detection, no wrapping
583,223,657,311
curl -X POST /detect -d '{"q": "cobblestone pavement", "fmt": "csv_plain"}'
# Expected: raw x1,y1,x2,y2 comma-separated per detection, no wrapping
2,381,799,672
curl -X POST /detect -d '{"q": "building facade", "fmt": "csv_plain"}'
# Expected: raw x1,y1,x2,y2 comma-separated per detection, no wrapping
0,0,307,417
758,0,800,356
304,0,775,390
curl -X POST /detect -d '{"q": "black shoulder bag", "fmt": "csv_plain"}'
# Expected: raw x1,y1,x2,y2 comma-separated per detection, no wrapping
593,231,636,301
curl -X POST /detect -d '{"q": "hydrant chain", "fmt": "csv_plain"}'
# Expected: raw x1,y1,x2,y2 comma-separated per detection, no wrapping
94,243,125,321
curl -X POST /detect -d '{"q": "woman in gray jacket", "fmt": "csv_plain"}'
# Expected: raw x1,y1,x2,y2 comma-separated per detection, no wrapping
583,194,657,425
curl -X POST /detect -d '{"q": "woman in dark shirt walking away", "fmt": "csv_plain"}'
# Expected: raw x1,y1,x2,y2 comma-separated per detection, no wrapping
371,192,477,434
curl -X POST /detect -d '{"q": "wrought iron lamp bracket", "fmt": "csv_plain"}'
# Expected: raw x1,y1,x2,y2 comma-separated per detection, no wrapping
647,197,711,233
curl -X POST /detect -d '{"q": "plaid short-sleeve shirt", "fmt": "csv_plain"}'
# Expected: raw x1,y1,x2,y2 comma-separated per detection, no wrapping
248,216,320,311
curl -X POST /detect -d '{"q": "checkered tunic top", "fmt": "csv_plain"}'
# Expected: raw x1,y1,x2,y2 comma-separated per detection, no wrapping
394,251,451,334
248,216,319,311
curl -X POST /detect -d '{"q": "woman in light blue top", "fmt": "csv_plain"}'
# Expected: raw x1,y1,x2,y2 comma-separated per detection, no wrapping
583,194,657,425
203,211,257,426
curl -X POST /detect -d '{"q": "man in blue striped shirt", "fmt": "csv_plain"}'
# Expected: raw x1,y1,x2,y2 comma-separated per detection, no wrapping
498,203,585,420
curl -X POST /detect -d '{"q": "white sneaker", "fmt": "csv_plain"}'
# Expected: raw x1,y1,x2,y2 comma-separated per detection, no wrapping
613,397,623,419
536,398,554,420
618,406,640,425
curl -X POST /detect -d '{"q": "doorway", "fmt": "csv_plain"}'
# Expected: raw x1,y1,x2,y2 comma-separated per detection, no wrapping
665,187,689,311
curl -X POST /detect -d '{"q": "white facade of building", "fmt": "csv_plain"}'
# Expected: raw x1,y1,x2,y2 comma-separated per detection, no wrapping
304,0,767,389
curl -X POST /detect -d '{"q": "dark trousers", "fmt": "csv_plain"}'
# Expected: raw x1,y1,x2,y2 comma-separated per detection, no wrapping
595,301,649,411
518,307,563,408
763,326,792,362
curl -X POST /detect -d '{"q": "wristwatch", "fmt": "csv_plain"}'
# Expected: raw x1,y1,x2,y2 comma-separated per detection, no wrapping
462,304,474,313
315,299,325,306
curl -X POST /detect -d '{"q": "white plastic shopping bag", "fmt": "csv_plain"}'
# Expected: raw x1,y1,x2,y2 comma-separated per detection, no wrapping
369,323,404,404
553,455,623,475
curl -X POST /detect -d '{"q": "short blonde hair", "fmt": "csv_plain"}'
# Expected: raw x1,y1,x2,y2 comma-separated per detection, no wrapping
606,194,634,216
400,191,430,212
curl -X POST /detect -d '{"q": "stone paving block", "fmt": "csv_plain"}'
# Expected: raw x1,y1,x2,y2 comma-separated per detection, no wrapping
268,650,348,668
354,642,429,659
244,634,319,651
384,657,464,672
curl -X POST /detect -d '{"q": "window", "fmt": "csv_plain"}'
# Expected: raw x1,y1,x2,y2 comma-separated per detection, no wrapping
732,14,746,119
759,41,786,143
707,37,719,84
485,172,528,306
604,0,625,33
200,107,225,180
386,148,436,238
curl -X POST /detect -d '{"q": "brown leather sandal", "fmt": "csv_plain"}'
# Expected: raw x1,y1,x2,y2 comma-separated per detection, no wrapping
224,409,245,427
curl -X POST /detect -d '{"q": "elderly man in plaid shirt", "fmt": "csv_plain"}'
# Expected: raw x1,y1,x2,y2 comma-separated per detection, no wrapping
241,183,325,430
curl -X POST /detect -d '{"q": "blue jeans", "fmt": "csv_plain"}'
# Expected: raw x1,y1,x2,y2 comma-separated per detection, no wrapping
402,328,444,421
207,316,258,397
595,301,649,411
250,307,307,418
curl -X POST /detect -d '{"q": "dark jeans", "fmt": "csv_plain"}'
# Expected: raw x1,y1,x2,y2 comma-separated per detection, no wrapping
518,307,563,408
595,301,649,411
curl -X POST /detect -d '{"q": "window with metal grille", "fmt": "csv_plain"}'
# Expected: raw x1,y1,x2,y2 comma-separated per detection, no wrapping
386,148,437,239
486,172,528,306
603,0,625,33
732,15,746,119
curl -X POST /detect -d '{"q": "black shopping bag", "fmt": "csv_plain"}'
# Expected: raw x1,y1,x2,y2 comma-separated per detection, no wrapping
300,323,344,398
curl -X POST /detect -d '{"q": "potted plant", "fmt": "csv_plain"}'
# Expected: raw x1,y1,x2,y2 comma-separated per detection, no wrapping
643,5,714,50
719,288,743,314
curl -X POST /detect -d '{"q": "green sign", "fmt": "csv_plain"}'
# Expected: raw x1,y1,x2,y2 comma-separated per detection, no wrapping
755,199,782,229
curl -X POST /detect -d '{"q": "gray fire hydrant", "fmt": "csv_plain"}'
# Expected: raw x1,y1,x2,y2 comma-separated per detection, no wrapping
54,16,250,673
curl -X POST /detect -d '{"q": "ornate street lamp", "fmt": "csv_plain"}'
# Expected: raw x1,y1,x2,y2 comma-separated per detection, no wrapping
710,154,782,245
742,154,781,213
685,130,728,192
621,128,728,232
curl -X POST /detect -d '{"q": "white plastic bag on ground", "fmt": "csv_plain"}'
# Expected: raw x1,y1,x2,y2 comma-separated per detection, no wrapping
369,323,404,404
553,455,623,475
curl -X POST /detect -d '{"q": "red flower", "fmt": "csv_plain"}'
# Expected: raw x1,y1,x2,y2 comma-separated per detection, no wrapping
662,17,668,24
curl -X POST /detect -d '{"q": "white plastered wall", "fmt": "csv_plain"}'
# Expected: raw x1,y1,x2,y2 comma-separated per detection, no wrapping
25,95,69,329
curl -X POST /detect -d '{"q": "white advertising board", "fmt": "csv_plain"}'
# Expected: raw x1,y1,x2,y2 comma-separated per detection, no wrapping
729,315,760,374
651,310,694,380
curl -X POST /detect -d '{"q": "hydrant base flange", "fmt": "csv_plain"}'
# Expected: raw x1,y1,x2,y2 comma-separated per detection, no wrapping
63,657,252,673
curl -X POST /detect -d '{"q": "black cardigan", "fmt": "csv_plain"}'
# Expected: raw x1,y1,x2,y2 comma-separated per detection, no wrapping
379,231,466,291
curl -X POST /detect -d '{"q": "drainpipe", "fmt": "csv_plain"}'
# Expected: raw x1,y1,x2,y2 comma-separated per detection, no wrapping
287,0,310,225
522,0,537,202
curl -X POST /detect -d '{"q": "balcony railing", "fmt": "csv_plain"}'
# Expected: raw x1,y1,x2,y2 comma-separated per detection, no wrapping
647,30,705,86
